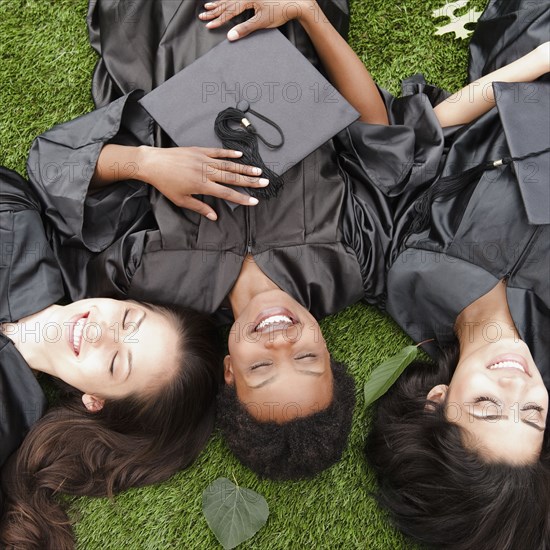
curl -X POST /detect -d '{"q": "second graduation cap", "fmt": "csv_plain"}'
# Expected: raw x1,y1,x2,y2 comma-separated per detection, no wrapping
139,28,360,197
496,81,550,225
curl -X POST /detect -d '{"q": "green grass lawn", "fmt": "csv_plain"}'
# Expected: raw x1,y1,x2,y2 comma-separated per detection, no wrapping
0,0,486,548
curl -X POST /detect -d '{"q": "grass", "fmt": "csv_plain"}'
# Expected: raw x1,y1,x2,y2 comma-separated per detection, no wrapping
0,0,487,548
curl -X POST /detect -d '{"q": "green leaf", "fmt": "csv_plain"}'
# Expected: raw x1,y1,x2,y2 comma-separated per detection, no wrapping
202,477,269,549
363,345,419,407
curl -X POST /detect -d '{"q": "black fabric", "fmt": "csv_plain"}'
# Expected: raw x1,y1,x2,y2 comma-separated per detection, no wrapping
496,81,550,224
86,0,349,113
26,0,548,389
387,0,550,387
28,0,444,319
0,166,64,503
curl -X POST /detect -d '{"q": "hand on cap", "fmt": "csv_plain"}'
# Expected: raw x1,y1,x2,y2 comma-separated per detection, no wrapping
199,0,316,41
139,146,268,221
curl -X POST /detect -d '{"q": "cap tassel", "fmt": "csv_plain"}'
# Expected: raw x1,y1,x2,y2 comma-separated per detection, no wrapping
405,145,550,239
214,106,285,200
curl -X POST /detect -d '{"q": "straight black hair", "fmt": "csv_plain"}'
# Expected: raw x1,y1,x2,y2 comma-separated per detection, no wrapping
366,344,550,550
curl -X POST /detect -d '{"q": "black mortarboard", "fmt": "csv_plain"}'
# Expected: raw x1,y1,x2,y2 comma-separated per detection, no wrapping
495,81,550,225
139,29,359,198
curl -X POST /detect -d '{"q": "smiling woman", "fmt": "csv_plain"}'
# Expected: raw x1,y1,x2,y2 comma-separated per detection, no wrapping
438,338,548,463
365,0,550,545
0,167,222,549
5,299,182,407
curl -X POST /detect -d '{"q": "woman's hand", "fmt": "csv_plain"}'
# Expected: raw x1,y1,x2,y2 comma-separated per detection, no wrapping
199,0,316,41
92,144,268,221
138,146,268,220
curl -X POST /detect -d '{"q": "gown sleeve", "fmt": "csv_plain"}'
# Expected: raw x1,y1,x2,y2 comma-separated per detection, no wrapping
0,167,64,321
343,76,448,199
468,0,550,80
336,77,449,305
26,91,153,253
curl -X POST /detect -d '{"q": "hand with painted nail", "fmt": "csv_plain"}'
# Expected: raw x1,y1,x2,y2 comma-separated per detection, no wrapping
92,144,267,221
199,0,316,41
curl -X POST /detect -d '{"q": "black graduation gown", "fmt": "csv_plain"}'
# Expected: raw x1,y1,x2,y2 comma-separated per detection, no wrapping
26,0,444,320
0,166,65,509
87,0,350,112
386,0,550,386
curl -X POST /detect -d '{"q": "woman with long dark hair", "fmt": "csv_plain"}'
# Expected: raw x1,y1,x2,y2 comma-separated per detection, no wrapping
0,166,222,548
363,1,550,548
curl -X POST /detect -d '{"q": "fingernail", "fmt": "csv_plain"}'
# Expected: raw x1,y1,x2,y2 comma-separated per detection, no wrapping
227,29,239,41
205,2,216,7
206,212,217,221
249,197,259,205
251,167,262,175
199,12,206,18
206,21,214,28
234,151,243,157
258,178,269,186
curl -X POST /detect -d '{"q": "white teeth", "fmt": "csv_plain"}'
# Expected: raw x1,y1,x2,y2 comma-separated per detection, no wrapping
256,315,293,331
487,361,525,373
73,317,86,354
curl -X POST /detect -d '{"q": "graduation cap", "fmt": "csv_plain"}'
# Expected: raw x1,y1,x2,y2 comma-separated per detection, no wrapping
495,81,550,225
407,80,550,235
139,29,359,201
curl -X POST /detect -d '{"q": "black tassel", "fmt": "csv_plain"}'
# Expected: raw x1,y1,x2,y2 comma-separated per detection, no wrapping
406,146,550,238
214,107,285,200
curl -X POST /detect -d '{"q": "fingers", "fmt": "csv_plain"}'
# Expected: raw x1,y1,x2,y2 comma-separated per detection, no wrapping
199,1,250,28
208,167,269,188
196,148,264,177
227,19,259,41
199,147,244,159
210,160,263,178
178,196,219,221
202,181,261,206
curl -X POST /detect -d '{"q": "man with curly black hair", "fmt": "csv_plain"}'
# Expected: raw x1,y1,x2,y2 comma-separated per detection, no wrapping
218,358,355,480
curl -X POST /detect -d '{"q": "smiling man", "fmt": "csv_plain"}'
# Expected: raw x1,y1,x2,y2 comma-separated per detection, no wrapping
216,258,356,480
223,290,334,423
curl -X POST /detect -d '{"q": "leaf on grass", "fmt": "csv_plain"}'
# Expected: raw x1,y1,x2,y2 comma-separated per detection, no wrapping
364,345,418,407
202,477,269,549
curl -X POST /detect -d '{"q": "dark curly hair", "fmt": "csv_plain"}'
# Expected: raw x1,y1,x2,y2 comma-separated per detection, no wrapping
366,344,550,550
217,358,355,480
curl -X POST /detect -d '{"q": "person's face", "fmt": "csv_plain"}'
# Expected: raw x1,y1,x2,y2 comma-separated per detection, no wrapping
428,338,548,463
36,299,180,409
224,290,333,423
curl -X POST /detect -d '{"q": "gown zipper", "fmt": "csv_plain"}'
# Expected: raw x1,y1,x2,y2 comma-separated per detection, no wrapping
245,206,253,254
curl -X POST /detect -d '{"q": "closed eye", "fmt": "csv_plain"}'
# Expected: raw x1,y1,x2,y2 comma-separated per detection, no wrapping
521,404,544,412
474,396,501,407
295,353,316,360
122,308,130,330
110,352,118,375
250,361,271,371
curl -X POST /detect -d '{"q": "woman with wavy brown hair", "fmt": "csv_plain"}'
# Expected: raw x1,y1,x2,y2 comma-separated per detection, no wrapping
0,166,222,549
